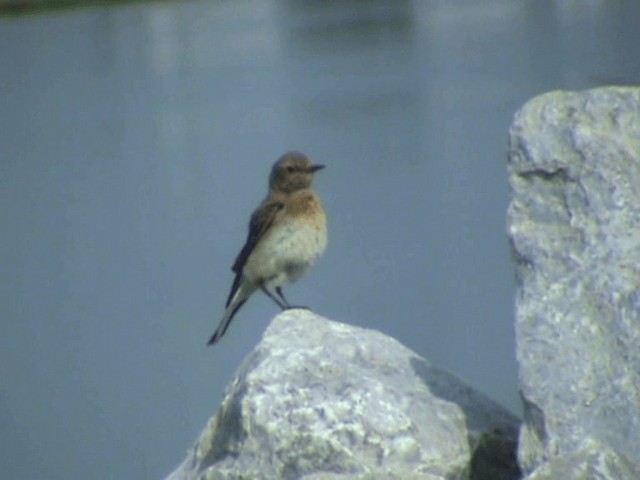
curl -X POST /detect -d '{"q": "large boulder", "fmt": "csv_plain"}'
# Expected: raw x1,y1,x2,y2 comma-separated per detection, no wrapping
507,87,640,479
167,310,519,480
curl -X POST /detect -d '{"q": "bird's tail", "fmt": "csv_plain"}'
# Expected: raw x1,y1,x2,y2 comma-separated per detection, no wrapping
207,284,253,346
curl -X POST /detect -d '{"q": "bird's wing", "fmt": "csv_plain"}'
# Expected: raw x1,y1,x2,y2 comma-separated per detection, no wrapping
225,198,284,308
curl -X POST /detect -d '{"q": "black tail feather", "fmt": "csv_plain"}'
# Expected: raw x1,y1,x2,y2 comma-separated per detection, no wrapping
207,299,246,346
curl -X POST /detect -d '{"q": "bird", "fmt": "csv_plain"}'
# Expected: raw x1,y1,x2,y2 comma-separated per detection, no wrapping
207,151,327,346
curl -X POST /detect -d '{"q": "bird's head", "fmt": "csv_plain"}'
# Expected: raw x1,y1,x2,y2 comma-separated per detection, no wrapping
269,151,325,194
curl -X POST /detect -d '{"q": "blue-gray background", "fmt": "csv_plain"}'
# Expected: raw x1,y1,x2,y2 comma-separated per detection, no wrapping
2,1,639,478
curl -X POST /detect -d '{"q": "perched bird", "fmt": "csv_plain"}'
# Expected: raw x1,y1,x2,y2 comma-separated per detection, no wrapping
207,151,327,346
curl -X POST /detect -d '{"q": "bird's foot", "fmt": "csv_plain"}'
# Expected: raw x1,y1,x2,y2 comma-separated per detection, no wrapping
284,305,310,310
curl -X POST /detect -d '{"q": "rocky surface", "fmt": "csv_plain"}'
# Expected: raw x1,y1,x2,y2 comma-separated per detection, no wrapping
507,87,640,479
167,310,520,480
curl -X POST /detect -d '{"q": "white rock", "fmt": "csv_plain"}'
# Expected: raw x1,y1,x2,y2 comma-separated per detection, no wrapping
507,87,640,479
166,310,519,480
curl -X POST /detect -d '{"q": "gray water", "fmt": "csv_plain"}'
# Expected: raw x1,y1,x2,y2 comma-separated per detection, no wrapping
2,1,639,478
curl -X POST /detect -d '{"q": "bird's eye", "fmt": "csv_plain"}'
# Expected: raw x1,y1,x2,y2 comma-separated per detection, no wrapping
286,166,295,173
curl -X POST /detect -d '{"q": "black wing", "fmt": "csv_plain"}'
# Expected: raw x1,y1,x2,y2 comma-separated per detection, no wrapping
225,199,284,308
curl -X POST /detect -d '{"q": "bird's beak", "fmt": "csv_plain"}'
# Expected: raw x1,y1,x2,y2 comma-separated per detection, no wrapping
310,164,325,173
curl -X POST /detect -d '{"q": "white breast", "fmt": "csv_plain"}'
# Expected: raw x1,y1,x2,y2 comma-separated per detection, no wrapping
244,219,327,287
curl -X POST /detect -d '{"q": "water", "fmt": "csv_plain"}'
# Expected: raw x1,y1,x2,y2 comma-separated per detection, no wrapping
2,1,639,478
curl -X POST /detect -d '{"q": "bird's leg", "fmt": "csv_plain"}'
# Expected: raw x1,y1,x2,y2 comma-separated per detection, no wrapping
260,285,287,310
275,287,292,309
276,287,309,310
